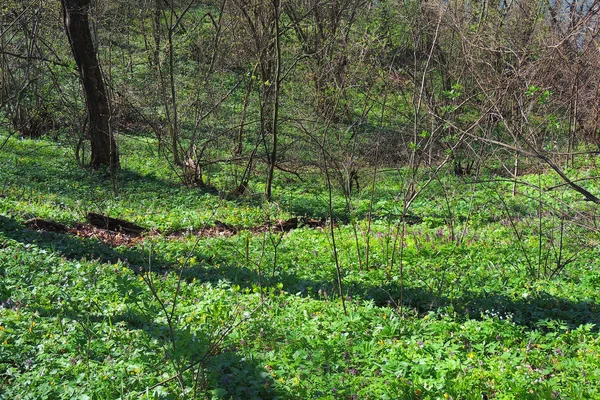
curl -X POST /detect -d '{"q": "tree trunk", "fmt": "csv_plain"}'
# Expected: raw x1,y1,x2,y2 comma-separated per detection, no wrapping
61,0,118,169
265,0,282,201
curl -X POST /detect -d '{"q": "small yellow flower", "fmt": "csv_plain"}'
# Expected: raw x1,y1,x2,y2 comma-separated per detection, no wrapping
0,326,4,331
467,352,475,359
277,377,283,383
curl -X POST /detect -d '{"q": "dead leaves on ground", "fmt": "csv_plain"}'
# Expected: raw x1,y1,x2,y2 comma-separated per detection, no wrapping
24,216,328,248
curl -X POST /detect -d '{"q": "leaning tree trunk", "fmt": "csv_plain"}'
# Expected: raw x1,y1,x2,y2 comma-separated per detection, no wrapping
61,0,118,169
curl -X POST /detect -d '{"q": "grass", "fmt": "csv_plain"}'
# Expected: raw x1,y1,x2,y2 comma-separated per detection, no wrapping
1,133,600,399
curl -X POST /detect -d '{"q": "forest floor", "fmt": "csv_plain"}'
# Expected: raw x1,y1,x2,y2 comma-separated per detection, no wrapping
2,134,600,399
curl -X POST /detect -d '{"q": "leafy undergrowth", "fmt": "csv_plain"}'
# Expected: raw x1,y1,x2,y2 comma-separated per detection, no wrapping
2,135,600,399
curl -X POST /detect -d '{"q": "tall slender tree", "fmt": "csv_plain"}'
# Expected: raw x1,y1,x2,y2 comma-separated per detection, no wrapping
61,0,118,169
233,0,282,200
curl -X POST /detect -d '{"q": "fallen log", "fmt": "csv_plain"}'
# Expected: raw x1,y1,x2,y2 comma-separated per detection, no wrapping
86,212,145,235
274,217,299,232
273,217,327,232
214,220,237,234
299,217,327,228
25,218,70,233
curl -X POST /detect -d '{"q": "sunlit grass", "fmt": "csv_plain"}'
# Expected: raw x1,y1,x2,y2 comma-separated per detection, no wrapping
1,133,600,398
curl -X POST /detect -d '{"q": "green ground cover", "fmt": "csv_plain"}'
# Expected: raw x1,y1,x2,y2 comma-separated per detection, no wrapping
1,134,600,399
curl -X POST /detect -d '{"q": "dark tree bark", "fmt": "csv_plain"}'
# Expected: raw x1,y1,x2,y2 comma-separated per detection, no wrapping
265,0,282,201
61,0,119,169
86,213,145,235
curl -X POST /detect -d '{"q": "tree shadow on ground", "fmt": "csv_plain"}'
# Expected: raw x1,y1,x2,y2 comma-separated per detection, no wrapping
276,192,425,225
351,281,600,332
116,168,220,196
24,289,279,399
0,214,165,268
0,215,280,399
4,211,597,333
2,155,220,215
182,258,600,332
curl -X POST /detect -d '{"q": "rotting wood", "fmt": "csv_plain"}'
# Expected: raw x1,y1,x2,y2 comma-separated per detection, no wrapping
272,217,327,232
86,212,145,235
25,218,70,233
24,214,329,248
214,220,237,234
